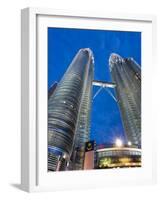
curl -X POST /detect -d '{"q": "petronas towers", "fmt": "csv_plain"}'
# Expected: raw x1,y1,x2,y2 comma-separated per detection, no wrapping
48,49,141,171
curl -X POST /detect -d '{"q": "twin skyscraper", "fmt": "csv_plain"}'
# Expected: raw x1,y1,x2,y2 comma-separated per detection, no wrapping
48,48,141,171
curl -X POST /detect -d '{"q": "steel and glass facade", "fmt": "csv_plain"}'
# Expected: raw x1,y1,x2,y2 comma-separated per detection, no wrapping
48,48,94,171
72,62,94,170
109,53,141,147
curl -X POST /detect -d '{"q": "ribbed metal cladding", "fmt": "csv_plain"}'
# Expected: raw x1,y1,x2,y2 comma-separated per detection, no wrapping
48,152,59,171
109,53,141,147
73,62,94,170
48,48,94,171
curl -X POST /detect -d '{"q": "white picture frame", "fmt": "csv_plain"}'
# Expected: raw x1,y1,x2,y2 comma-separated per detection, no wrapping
21,7,157,192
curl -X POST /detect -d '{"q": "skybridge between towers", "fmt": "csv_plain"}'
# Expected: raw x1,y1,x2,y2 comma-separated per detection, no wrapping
92,80,117,101
92,80,116,88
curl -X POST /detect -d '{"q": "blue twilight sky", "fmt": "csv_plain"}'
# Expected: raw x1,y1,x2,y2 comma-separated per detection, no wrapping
48,27,141,146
